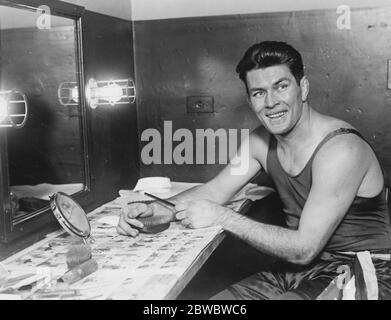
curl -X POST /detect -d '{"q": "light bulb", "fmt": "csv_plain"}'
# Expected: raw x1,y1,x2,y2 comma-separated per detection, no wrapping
99,82,123,105
0,96,8,123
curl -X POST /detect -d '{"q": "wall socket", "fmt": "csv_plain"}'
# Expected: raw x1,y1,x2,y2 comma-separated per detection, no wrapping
186,96,214,113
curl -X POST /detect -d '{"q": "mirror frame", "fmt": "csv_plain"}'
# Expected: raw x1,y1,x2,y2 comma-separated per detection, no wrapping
0,0,92,243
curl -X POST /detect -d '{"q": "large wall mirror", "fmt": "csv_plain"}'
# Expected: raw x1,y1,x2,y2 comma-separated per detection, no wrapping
0,0,91,243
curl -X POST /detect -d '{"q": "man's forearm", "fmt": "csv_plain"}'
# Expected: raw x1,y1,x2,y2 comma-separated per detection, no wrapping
170,183,231,205
220,208,314,265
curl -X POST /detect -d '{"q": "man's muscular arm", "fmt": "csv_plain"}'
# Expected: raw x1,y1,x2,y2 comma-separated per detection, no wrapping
177,134,371,265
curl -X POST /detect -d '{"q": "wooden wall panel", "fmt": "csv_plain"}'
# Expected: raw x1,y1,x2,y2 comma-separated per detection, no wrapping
82,11,139,205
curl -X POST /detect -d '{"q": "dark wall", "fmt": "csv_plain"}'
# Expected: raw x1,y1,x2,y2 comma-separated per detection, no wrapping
82,11,139,207
134,7,391,183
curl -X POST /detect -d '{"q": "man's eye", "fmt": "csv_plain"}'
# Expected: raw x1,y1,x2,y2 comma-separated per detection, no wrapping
252,91,265,97
277,83,288,90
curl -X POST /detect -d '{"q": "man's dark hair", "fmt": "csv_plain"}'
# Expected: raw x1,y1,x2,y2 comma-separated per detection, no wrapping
236,41,304,87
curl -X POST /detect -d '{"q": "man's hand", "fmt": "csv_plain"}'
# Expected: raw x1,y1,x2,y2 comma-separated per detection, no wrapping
116,202,174,237
175,199,231,229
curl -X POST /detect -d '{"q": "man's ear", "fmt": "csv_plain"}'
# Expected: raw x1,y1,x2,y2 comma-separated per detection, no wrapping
300,76,309,102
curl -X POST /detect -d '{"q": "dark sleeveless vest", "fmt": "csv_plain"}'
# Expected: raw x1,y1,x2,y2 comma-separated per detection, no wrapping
266,128,391,252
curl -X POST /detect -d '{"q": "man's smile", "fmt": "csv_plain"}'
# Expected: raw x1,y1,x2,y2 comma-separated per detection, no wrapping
266,111,288,119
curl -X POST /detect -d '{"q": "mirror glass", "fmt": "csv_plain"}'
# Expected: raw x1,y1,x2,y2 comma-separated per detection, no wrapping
0,5,86,220
50,192,91,240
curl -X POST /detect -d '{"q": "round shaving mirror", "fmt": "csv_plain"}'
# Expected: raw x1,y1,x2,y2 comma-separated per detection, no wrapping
49,192,91,242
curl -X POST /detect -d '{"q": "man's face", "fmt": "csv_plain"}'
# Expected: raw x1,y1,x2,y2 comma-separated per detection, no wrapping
246,65,308,135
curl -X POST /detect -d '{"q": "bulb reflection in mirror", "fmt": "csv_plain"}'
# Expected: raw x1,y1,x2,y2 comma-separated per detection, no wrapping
58,81,79,106
71,86,79,104
0,90,28,129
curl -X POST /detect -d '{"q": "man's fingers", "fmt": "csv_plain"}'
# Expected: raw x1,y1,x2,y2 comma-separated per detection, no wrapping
176,210,187,220
116,223,139,237
175,202,188,212
118,217,138,235
117,215,140,237
116,225,129,236
138,205,153,218
181,218,193,228
121,211,144,229
124,216,144,229
133,202,148,211
123,202,151,218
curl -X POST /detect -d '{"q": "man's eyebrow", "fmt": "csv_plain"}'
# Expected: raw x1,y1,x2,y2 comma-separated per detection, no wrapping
248,87,266,92
248,77,292,92
273,77,291,85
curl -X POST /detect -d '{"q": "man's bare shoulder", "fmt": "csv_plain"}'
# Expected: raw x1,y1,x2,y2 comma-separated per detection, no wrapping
313,132,371,173
248,126,270,168
309,131,382,200
314,114,369,158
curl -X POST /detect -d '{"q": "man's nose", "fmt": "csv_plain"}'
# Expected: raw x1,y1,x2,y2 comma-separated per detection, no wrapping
265,91,277,108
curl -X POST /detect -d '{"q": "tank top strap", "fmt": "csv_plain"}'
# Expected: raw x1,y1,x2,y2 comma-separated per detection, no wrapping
267,128,363,165
266,128,372,178
310,128,363,160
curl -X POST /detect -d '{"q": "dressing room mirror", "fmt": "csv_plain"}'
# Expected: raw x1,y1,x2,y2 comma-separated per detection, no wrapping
0,0,90,242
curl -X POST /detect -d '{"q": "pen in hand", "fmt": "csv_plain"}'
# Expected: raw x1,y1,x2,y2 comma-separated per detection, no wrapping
127,192,178,234
143,192,176,208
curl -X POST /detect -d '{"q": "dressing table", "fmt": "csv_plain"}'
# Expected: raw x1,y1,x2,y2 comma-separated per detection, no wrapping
0,182,232,299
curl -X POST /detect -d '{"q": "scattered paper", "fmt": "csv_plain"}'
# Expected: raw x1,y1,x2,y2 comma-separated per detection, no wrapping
97,216,120,227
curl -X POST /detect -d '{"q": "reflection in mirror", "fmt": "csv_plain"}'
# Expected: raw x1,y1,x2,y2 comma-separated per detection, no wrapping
50,192,91,240
0,5,86,220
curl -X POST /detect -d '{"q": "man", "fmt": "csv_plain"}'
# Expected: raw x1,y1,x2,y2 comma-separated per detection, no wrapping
117,41,391,299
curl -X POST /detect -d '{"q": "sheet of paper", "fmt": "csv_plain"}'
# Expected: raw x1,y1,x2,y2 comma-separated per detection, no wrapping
97,215,120,227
